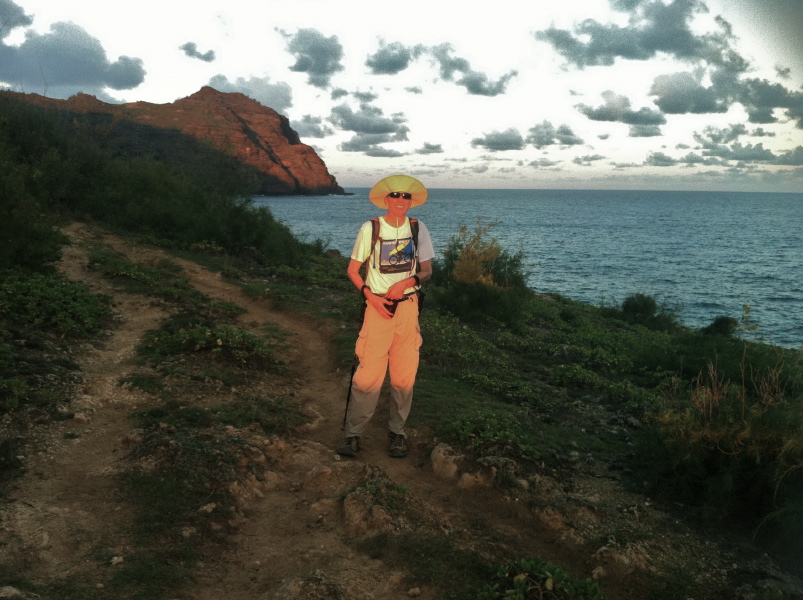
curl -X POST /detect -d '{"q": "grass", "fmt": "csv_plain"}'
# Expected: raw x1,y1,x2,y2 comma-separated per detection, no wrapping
1,192,800,599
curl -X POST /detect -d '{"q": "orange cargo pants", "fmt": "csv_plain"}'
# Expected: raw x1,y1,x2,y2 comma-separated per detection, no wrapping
345,294,422,438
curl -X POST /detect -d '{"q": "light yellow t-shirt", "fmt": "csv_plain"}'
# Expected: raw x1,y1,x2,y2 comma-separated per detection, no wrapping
351,217,434,295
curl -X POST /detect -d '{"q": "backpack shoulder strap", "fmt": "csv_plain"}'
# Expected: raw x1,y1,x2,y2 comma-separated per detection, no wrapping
370,218,380,248
368,218,380,267
409,218,419,251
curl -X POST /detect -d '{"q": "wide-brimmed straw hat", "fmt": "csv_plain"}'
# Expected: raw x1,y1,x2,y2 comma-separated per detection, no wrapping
368,174,428,209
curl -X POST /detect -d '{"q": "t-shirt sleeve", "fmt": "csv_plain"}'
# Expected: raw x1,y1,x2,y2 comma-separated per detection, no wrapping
350,221,373,262
416,222,435,263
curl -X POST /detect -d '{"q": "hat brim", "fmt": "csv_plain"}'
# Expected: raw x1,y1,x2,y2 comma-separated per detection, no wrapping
368,175,428,208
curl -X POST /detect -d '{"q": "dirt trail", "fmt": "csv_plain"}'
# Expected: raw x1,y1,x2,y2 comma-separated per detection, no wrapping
2,222,798,600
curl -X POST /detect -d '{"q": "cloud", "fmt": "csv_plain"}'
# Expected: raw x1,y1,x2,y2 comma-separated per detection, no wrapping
353,91,378,103
470,129,525,151
629,124,662,137
702,142,777,162
365,40,425,75
649,71,725,114
646,151,678,166
339,132,406,156
290,114,334,138
415,143,444,155
576,91,666,130
534,0,738,69
529,158,561,168
774,147,803,166
281,28,344,88
736,76,803,127
749,128,775,138
179,42,215,62
330,101,409,156
677,152,726,166
0,0,33,38
573,154,606,166
430,43,517,96
775,66,791,80
526,121,584,148
329,103,408,137
0,20,145,96
208,74,292,112
693,123,746,146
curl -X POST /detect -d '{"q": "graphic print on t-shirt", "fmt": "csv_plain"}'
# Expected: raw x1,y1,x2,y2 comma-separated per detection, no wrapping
379,237,414,274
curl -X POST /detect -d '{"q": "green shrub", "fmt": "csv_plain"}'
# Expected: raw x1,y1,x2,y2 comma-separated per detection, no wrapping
448,409,540,461
432,219,530,329
616,293,681,333
138,324,284,369
0,272,111,337
622,293,657,321
641,359,803,540
701,315,739,337
478,556,606,599
213,393,305,435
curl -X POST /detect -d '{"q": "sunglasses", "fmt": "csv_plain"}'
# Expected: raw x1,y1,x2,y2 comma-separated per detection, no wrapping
388,192,413,200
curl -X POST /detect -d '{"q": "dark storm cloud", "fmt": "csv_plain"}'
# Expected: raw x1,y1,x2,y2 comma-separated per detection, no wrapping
329,103,409,137
429,43,517,96
180,42,215,63
290,115,334,138
0,19,145,95
281,28,344,88
365,41,425,75
576,90,666,126
0,0,32,37
415,143,444,155
526,121,584,148
470,129,525,151
208,74,292,112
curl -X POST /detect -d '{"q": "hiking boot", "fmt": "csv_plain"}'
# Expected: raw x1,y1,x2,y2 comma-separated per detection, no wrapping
337,436,360,457
388,432,407,458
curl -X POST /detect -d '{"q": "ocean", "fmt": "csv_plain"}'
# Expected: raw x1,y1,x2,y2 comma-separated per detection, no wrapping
253,188,803,349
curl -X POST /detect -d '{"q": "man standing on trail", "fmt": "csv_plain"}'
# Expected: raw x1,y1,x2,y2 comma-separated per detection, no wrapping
338,175,434,459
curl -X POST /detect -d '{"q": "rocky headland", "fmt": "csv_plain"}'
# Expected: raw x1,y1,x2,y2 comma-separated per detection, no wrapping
5,86,344,196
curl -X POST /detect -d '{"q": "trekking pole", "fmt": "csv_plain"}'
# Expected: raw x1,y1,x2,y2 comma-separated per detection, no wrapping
342,353,358,430
343,298,367,430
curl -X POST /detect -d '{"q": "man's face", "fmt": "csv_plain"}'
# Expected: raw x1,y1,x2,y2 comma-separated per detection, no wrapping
386,192,413,219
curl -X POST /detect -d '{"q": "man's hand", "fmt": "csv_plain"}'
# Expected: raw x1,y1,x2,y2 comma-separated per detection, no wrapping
366,290,395,319
384,280,408,300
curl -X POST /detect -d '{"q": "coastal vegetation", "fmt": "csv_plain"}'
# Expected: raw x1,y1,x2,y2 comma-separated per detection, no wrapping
1,93,801,599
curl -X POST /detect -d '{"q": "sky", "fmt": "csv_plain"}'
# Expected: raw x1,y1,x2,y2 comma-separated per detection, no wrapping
1,0,802,193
